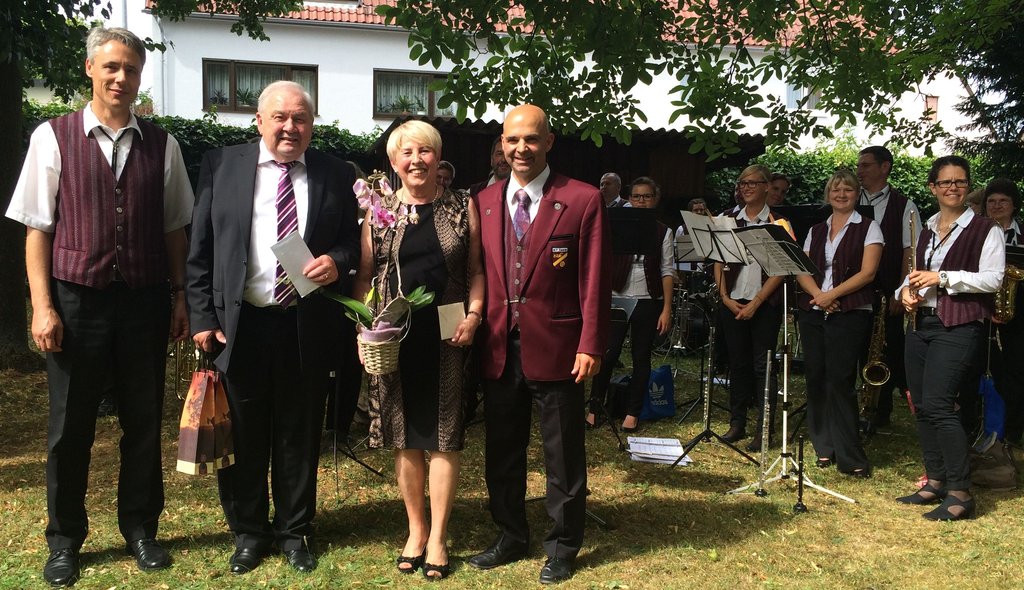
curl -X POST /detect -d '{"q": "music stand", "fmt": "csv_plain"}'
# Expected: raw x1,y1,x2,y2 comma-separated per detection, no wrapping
724,224,855,503
591,209,660,451
668,212,761,468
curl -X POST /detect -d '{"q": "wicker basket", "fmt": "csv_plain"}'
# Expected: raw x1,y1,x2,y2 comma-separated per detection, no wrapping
358,336,401,375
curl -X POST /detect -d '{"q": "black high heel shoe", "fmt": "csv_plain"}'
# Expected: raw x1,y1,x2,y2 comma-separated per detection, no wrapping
923,495,976,521
396,552,425,574
895,483,947,505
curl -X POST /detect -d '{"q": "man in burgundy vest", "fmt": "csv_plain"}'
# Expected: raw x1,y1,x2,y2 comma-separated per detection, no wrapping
469,104,610,584
857,145,920,426
5,27,194,587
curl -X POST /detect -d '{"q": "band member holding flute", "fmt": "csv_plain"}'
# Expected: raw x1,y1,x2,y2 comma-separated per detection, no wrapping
897,156,1005,521
796,170,882,478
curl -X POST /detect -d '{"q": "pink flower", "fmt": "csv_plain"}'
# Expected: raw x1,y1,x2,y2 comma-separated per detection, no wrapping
380,177,394,196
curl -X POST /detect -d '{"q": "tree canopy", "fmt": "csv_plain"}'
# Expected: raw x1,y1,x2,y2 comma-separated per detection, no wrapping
377,0,1020,159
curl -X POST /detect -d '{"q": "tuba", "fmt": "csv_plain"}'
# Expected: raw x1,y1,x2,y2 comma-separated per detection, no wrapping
860,296,890,433
994,265,1024,323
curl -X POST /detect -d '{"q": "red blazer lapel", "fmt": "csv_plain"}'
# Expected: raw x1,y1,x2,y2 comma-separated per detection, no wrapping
479,188,509,294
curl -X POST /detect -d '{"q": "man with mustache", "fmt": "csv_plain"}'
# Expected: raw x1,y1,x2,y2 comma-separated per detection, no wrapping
470,104,610,584
469,136,513,197
187,80,360,575
5,26,194,586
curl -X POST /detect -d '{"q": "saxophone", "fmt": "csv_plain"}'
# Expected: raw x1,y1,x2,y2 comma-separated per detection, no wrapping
860,296,890,432
994,265,1024,323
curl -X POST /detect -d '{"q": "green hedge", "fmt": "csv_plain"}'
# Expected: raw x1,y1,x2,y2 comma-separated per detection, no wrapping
22,101,381,188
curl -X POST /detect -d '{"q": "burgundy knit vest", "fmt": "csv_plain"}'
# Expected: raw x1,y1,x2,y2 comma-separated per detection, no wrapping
798,219,873,312
50,110,169,289
875,188,910,292
916,214,997,327
722,209,786,307
611,222,666,297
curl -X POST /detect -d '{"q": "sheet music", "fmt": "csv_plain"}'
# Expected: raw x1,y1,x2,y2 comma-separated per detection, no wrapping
681,211,746,264
626,436,693,465
734,225,815,277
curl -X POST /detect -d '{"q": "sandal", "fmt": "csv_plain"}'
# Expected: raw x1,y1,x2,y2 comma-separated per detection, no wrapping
396,552,424,574
422,561,451,580
923,494,976,521
895,483,947,505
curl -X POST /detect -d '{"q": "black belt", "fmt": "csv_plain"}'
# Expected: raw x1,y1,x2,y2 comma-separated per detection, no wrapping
242,301,297,316
916,307,937,317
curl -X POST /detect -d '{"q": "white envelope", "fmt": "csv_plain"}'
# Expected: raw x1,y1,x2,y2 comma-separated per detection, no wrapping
269,231,319,297
437,302,466,340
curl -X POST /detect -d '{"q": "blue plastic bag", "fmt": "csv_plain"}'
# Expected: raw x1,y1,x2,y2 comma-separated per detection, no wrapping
640,364,675,421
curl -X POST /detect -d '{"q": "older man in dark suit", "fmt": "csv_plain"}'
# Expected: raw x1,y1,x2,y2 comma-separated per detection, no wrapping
468,104,610,584
187,80,360,575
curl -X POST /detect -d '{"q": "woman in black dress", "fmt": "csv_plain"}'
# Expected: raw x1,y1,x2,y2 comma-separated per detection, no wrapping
353,121,484,577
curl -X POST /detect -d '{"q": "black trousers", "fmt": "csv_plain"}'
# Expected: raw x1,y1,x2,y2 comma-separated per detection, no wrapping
799,309,872,472
720,301,781,431
589,298,661,418
45,280,169,550
905,317,984,491
219,304,329,551
992,321,1024,442
483,333,587,560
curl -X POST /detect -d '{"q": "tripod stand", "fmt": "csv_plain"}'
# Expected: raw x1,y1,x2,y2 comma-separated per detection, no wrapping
728,274,855,504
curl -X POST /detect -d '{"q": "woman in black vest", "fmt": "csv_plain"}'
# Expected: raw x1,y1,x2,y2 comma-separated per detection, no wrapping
982,179,1024,445
898,156,1005,520
796,169,882,477
586,177,674,433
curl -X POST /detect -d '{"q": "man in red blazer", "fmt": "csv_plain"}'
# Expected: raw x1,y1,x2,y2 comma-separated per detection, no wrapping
467,104,610,584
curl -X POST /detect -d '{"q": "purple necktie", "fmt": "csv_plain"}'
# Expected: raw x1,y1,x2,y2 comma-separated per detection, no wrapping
513,189,532,240
274,161,298,307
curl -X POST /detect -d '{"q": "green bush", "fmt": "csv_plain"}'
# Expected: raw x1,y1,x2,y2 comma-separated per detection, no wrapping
21,100,381,188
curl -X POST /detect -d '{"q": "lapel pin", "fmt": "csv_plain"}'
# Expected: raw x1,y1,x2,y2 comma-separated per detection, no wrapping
485,208,492,216
553,203,562,211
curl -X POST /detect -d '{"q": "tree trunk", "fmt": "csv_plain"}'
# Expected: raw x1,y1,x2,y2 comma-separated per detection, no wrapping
0,57,44,371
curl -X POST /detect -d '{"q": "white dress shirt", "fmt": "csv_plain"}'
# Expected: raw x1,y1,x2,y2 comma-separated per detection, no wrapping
505,165,551,223
896,208,1005,307
243,141,310,307
859,184,920,249
726,204,772,301
6,102,193,232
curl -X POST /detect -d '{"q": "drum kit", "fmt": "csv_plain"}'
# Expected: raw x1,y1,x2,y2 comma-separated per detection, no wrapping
652,255,715,358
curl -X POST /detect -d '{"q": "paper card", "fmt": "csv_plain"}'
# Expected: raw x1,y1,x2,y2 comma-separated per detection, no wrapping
437,302,466,341
269,231,319,297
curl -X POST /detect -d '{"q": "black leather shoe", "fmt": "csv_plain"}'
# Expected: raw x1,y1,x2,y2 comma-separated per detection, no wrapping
845,467,872,479
229,547,265,575
538,557,574,584
468,535,527,570
126,539,170,571
43,548,80,587
284,549,317,572
721,425,746,443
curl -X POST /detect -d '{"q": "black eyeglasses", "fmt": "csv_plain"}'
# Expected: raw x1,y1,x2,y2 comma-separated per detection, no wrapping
933,179,970,189
738,180,767,188
630,194,656,201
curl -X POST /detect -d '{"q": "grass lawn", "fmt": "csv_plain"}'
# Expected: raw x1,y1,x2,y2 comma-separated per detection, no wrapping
1,344,1022,590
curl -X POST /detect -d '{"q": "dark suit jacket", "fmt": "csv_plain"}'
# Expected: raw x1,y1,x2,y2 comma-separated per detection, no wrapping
186,143,361,374
476,172,610,382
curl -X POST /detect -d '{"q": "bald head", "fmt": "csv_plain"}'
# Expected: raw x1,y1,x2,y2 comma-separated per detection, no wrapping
502,104,554,185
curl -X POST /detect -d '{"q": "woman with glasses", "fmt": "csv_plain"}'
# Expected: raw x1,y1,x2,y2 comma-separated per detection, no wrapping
715,165,787,451
586,177,674,433
982,178,1024,445
897,156,1004,520
796,170,882,478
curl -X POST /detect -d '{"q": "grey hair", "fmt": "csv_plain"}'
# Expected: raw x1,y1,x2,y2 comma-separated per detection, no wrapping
258,81,315,114
86,26,146,67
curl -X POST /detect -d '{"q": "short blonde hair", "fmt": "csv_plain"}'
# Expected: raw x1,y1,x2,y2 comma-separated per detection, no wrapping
824,169,860,203
386,120,442,162
739,164,771,184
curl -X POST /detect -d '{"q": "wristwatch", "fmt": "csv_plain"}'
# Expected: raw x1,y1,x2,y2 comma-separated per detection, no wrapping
938,271,949,288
